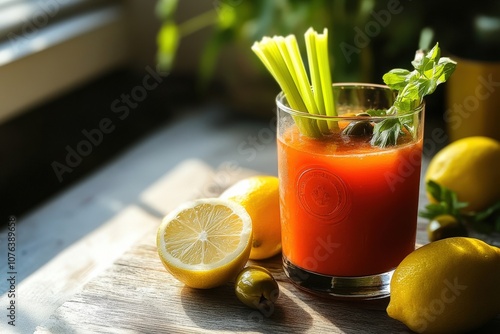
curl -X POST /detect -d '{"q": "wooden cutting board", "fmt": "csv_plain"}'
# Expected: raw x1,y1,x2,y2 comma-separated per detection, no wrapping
36,159,500,333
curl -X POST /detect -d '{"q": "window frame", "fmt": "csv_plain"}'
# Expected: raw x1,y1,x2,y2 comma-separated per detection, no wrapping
0,0,131,123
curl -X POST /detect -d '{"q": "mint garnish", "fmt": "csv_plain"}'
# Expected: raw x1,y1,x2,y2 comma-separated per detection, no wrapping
419,180,500,234
371,43,457,148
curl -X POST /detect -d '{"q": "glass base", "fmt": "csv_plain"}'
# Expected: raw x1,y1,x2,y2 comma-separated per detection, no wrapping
283,257,393,300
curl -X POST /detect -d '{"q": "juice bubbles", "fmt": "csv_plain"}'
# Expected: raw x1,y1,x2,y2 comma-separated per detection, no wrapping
278,127,422,277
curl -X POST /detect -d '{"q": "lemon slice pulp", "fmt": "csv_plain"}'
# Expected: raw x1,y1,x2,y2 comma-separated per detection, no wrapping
156,198,252,289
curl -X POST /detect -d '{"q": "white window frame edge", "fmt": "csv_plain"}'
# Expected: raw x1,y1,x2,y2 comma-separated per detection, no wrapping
0,3,130,124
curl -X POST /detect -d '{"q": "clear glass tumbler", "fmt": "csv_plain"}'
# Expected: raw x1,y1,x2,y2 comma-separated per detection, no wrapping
277,83,424,299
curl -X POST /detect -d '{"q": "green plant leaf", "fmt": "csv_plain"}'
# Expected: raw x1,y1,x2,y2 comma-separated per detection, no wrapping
419,181,500,235
426,180,442,201
155,0,178,20
411,43,439,70
375,43,457,148
393,80,421,112
370,118,402,147
437,57,458,83
382,69,411,91
424,180,469,216
216,3,237,29
418,203,447,219
156,22,180,71
471,201,500,223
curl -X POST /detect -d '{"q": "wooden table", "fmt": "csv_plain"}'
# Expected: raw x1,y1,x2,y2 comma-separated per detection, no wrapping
35,159,500,333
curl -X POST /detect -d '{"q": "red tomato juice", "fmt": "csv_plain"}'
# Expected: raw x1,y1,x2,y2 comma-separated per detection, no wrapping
278,125,422,277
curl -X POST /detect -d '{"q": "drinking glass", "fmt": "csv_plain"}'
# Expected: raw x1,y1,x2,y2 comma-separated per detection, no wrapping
277,83,424,299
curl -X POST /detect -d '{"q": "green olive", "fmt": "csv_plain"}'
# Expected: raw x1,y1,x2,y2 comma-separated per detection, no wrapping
427,214,468,242
234,266,279,311
341,113,373,137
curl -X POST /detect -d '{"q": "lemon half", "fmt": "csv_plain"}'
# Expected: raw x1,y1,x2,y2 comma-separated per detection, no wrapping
156,198,252,289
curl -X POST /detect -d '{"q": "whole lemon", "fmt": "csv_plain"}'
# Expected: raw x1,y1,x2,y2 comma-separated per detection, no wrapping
387,237,500,334
220,176,281,260
425,136,500,212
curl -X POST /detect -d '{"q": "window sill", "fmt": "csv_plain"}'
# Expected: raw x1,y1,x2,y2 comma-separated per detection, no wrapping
0,4,130,123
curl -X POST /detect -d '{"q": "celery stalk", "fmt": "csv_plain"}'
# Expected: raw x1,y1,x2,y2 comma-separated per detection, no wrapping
251,28,338,138
252,40,321,137
315,29,338,130
305,28,329,132
305,29,322,113
280,35,329,134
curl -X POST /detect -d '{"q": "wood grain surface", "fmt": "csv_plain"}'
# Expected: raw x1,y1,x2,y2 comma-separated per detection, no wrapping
36,159,500,333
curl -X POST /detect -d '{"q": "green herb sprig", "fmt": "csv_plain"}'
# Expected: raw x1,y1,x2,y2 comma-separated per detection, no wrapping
419,180,500,234
372,43,457,147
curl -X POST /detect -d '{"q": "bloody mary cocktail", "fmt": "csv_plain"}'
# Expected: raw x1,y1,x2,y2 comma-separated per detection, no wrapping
277,84,424,299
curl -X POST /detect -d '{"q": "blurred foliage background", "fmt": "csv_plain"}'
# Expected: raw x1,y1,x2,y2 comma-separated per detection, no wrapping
155,0,500,114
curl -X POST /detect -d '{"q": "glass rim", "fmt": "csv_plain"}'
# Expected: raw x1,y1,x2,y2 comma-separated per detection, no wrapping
276,82,425,121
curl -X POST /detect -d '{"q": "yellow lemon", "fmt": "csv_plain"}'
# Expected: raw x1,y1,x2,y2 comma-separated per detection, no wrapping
387,237,500,334
220,175,281,260
156,198,252,289
425,136,500,212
